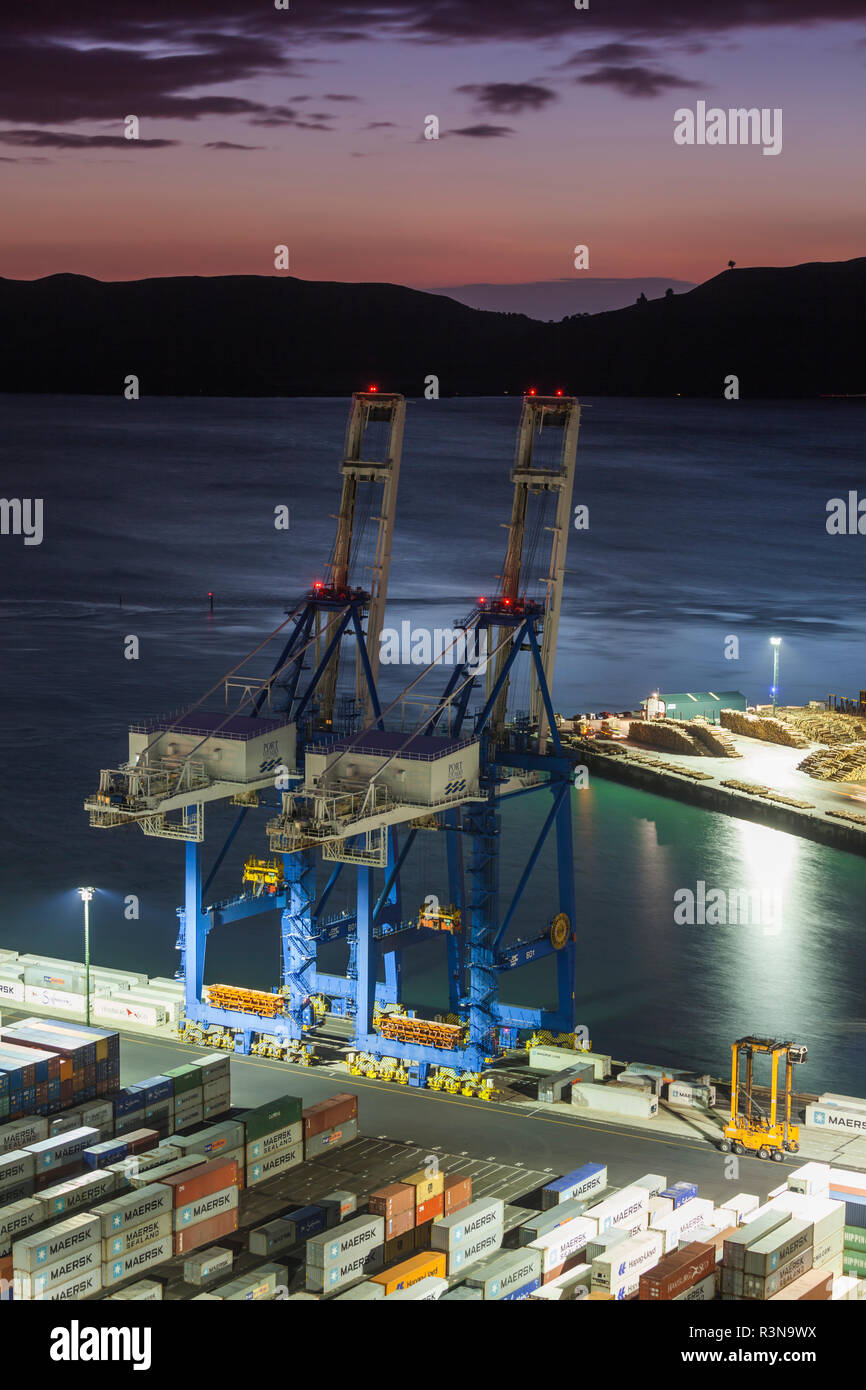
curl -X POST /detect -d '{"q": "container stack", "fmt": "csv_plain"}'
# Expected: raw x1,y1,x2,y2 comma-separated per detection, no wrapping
305,1213,385,1294
191,1054,232,1122
124,1075,174,1139
165,1119,246,1184
238,1094,303,1186
369,1181,416,1258
0,1043,62,1121
163,1155,241,1256
93,1181,175,1291
302,1093,358,1157
165,1064,205,1131
639,1241,717,1301
1,1018,121,1108
465,1246,543,1300
541,1162,607,1209
13,1213,104,1301
431,1196,504,1275
401,1165,444,1248
828,1167,866,1278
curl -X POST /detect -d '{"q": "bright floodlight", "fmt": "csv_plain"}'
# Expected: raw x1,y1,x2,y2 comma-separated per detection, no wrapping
77,886,94,902
770,637,781,646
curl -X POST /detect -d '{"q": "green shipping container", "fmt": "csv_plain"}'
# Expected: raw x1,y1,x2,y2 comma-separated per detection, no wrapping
166,1065,203,1096
844,1226,866,1252
239,1095,302,1142
843,1250,866,1277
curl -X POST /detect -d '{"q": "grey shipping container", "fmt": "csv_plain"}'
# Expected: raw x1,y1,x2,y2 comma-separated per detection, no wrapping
723,1209,793,1271
520,1196,595,1246
304,1118,358,1160
447,1227,503,1275
743,1218,813,1278
0,1117,49,1155
92,1183,173,1237
439,1285,484,1301
14,1213,103,1273
246,1142,303,1186
103,1212,173,1259
102,1235,174,1285
249,1218,297,1258
333,1279,386,1301
0,1197,44,1255
306,1213,384,1269
319,1192,357,1227
466,1248,543,1300
183,1246,233,1286
306,1245,384,1293
431,1197,504,1251
743,1247,814,1300
0,1149,35,1192
16,1243,101,1298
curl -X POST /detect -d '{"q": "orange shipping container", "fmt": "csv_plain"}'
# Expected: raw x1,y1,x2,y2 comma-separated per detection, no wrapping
370,1250,446,1296
368,1182,415,1221
416,1193,444,1226
444,1174,472,1213
161,1156,239,1208
403,1168,444,1204
385,1208,415,1241
302,1094,357,1139
769,1268,833,1302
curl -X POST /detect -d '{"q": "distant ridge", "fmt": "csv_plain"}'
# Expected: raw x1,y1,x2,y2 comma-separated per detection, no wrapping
0,259,863,398
428,277,696,319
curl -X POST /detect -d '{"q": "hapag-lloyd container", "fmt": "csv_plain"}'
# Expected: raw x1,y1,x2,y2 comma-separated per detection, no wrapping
102,1235,174,1285
585,1186,649,1235
542,1163,607,1210
431,1197,504,1251
304,1119,358,1158
306,1213,384,1269
103,1211,172,1258
13,1213,102,1272
592,1231,665,1297
384,1275,449,1301
466,1248,543,1300
370,1250,446,1295
639,1240,715,1300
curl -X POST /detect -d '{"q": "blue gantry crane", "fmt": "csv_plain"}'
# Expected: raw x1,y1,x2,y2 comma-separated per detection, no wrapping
85,391,583,1083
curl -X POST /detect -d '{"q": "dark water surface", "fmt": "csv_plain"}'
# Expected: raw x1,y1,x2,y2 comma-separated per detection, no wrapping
0,395,864,1091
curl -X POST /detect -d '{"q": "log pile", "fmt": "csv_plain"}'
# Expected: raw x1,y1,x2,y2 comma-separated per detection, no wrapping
720,708,809,748
720,779,815,809
775,708,866,746
627,719,707,755
797,743,866,782
689,718,742,758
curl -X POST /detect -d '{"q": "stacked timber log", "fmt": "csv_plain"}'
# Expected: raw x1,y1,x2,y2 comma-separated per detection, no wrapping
776,708,866,746
720,709,809,748
689,718,742,758
627,720,707,755
798,743,866,783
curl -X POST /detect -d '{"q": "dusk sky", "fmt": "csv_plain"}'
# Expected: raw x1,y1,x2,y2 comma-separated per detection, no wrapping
3,1,865,287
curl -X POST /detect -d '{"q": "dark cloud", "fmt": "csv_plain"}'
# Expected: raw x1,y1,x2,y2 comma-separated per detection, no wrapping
204,140,263,149
576,65,703,98
0,129,176,148
560,43,654,65
365,121,397,129
456,82,557,114
249,106,333,129
449,123,515,138
323,93,361,101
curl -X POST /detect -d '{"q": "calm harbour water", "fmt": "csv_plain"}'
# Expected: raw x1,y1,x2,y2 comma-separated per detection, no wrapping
0,394,864,1091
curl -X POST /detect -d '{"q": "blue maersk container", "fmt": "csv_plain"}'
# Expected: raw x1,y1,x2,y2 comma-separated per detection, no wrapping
541,1162,606,1209
502,1278,542,1300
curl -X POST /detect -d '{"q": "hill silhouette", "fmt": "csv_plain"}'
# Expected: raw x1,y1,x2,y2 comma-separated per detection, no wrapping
0,258,863,398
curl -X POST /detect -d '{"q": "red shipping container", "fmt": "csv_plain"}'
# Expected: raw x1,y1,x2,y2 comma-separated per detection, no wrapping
0,1254,13,1286
385,1208,415,1240
123,1128,161,1155
172,1206,240,1255
161,1156,239,1208
369,1182,415,1221
639,1242,715,1300
444,1175,472,1213
416,1193,444,1226
302,1093,357,1139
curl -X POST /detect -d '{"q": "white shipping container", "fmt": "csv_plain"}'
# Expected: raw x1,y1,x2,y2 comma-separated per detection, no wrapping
805,1103,866,1135
183,1245,233,1285
0,979,24,1002
818,1093,866,1114
529,1216,595,1278
147,977,186,995
91,1183,173,1237
23,985,91,1013
787,1163,831,1196
431,1198,504,1251
571,1082,658,1119
93,996,166,1027
584,1186,650,1235
102,1236,174,1285
767,1193,844,1246
0,1117,49,1155
633,1174,668,1197
528,1265,592,1300
14,1242,101,1297
0,1198,45,1255
729,1193,760,1222
120,990,181,1024
530,1045,611,1078
106,1278,164,1301
651,1198,715,1253
447,1227,502,1275
591,1230,665,1298
245,1120,303,1163
216,1264,286,1301
14,1213,103,1272
16,1266,103,1301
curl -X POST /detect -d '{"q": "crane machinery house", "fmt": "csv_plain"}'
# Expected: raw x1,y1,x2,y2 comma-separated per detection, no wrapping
303,732,480,814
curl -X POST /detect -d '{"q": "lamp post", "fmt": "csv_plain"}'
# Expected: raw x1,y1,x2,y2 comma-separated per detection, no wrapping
770,637,781,710
77,887,94,1025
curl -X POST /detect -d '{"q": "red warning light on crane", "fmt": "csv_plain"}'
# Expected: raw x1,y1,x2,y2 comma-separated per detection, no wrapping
368,384,378,392
556,389,563,396
527,388,536,396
